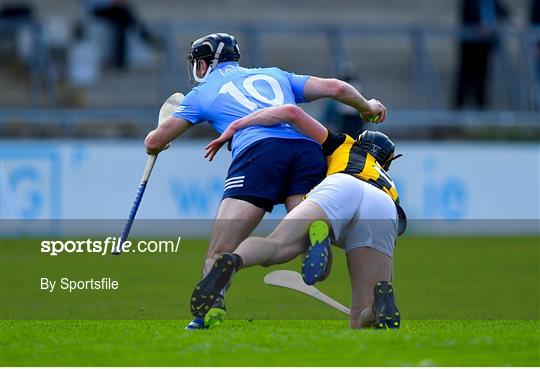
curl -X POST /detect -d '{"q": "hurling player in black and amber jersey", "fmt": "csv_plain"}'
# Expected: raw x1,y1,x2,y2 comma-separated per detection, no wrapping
196,104,404,330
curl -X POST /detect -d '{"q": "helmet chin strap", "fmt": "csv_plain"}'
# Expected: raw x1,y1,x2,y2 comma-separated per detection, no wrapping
383,154,403,170
211,42,224,69
192,42,225,84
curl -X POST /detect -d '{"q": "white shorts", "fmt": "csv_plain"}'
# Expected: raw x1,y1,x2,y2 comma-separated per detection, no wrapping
306,173,398,257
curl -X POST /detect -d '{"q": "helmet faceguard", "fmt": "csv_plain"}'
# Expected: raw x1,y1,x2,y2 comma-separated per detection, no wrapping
357,130,402,171
186,33,240,85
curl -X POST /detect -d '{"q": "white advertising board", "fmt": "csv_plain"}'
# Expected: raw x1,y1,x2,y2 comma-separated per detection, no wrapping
1,140,538,234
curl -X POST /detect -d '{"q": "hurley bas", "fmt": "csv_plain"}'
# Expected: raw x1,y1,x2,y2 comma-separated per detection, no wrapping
41,277,119,293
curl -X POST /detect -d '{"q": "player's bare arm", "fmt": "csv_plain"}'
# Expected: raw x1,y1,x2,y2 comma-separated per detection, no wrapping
145,116,192,154
205,105,327,161
303,76,387,122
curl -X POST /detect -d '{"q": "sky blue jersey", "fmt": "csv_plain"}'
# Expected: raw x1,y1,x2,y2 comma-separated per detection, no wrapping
173,62,315,158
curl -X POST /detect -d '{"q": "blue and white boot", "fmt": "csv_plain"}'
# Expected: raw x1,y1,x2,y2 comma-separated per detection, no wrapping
185,294,227,330
302,220,332,285
185,317,206,330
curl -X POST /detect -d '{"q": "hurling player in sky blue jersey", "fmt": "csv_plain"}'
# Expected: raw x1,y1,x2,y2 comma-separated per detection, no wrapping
144,33,388,329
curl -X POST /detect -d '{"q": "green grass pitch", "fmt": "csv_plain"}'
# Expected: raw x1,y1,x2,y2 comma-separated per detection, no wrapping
1,236,539,366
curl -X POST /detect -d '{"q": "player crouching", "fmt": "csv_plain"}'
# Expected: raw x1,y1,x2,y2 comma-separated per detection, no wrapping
191,104,406,329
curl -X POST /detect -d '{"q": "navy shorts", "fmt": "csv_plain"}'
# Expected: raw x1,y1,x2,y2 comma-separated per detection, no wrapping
223,138,327,212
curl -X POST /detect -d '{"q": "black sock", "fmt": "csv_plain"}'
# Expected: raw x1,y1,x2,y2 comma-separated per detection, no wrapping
231,253,243,270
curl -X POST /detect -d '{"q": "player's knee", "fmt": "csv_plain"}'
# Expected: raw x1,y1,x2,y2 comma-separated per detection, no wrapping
349,309,371,330
349,306,362,329
350,319,370,329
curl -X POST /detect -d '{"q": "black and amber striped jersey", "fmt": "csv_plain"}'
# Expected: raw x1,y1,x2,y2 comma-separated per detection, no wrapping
321,129,399,203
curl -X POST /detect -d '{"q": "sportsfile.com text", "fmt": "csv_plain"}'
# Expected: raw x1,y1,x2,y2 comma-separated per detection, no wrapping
40,237,182,256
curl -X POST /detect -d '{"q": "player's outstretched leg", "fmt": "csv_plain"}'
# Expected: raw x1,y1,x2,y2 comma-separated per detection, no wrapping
302,220,332,285
372,281,400,329
190,253,241,325
185,199,265,330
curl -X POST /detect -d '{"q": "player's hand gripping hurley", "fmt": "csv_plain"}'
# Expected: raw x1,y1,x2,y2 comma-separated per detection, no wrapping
112,92,184,255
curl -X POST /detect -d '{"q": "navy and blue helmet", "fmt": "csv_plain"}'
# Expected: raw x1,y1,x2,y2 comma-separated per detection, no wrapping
187,33,240,84
357,130,402,170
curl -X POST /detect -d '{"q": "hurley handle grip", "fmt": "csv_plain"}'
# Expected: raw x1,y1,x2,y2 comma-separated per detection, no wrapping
112,154,157,255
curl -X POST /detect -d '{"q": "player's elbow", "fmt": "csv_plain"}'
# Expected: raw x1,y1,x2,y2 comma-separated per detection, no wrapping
281,104,303,122
327,78,347,98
